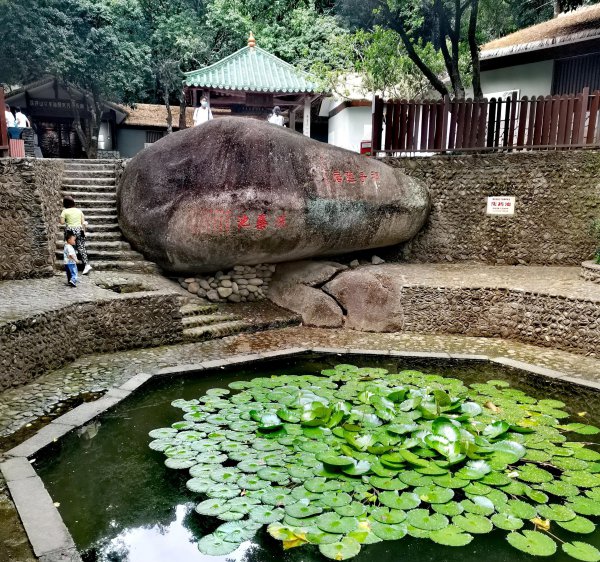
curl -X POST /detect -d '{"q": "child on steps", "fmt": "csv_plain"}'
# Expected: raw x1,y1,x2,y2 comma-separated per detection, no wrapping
64,232,79,287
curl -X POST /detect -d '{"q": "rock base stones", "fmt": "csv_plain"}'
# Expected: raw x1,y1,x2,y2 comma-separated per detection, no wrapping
268,261,348,327
179,264,275,303
581,261,600,285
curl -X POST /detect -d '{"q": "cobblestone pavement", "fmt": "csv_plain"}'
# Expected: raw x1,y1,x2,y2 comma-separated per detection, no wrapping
1,326,599,442
0,272,188,323
365,264,600,300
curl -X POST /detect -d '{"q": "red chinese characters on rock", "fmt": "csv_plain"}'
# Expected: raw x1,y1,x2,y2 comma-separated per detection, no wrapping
194,210,287,235
326,169,381,188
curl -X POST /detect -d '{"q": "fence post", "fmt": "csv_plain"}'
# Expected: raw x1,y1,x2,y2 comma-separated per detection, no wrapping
586,90,600,145
575,87,589,146
371,96,384,153
0,87,8,157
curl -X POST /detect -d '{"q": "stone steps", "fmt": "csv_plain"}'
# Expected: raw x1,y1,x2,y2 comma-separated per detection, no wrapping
62,177,115,186
180,303,220,316
178,301,251,342
63,184,117,192
182,314,237,329
55,240,131,251
183,320,251,342
58,161,158,273
55,248,144,261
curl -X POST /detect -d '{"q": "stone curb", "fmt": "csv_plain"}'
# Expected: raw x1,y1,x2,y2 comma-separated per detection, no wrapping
4,345,599,562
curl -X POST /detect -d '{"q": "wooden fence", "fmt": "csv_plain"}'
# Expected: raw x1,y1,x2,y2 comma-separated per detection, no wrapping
372,87,600,154
0,87,8,157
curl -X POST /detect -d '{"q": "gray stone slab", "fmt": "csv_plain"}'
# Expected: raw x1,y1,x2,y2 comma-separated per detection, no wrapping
310,347,349,354
53,395,122,427
490,358,565,380
39,548,83,562
448,353,490,361
259,348,308,358
388,351,452,359
119,372,153,391
557,375,600,391
0,456,36,481
153,364,205,376
347,348,390,356
200,359,230,369
221,354,263,365
6,422,75,458
104,388,132,400
7,475,76,557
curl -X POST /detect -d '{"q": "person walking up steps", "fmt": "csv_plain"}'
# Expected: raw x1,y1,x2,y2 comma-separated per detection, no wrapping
64,232,79,287
60,196,92,274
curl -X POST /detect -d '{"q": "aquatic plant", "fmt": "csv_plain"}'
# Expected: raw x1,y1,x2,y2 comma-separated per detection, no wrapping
149,365,600,560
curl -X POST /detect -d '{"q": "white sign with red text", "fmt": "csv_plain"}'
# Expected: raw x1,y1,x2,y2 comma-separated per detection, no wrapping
487,196,516,215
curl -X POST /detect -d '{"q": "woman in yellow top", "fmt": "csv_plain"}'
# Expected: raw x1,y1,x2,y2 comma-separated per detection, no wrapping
60,196,92,275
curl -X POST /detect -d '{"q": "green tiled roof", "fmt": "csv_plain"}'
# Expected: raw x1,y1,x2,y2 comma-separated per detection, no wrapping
184,46,317,93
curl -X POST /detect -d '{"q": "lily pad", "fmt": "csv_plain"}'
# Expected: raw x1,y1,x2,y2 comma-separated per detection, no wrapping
405,509,448,531
562,542,600,562
429,525,474,546
491,513,524,531
557,516,596,534
319,537,361,560
371,521,408,540
197,533,239,555
453,513,494,534
507,530,557,556
317,513,359,534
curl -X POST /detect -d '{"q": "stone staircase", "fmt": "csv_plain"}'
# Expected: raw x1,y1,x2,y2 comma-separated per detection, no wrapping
56,160,158,273
180,302,252,342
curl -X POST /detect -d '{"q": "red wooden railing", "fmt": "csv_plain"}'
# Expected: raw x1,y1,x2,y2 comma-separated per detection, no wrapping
372,87,600,155
0,87,8,157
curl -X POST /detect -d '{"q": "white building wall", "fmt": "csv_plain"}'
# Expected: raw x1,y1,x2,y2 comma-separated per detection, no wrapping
328,106,372,152
481,60,554,98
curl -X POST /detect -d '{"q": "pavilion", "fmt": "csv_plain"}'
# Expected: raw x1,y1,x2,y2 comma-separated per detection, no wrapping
183,33,323,137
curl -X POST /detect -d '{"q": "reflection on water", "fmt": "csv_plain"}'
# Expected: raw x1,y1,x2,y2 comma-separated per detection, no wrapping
34,355,600,562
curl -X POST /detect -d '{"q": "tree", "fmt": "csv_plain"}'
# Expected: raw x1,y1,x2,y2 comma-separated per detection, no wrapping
0,0,150,158
384,0,482,99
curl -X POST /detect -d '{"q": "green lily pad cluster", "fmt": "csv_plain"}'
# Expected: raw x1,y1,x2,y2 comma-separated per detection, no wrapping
149,365,600,560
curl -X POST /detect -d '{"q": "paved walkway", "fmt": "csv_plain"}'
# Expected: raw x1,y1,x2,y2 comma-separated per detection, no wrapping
367,264,600,300
0,272,187,323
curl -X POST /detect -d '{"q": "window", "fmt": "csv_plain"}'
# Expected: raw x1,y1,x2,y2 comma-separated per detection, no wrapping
145,130,163,144
552,53,600,96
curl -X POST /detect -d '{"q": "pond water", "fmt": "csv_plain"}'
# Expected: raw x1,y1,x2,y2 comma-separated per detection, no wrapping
34,354,600,562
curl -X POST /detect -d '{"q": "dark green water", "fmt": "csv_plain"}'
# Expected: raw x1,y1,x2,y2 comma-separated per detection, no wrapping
34,354,600,562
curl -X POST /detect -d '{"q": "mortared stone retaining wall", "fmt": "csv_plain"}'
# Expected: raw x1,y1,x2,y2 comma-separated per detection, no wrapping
385,150,600,265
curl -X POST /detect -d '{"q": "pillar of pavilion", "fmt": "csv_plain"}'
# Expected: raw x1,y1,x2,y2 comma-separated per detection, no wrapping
183,33,322,136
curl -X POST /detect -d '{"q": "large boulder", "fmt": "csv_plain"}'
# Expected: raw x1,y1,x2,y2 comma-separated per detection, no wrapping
268,260,347,327
118,117,430,273
323,266,405,332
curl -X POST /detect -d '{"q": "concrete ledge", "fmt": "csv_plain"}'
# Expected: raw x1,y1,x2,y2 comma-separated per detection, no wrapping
6,422,75,459
0,457,37,481
119,372,153,391
39,547,83,562
51,395,124,427
6,475,77,557
389,351,452,359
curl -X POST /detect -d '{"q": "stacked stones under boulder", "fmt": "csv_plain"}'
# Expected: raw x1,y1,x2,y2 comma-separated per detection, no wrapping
179,264,275,303
118,117,430,274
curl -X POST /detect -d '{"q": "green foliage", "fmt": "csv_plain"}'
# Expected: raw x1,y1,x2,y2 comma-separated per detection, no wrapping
150,365,600,560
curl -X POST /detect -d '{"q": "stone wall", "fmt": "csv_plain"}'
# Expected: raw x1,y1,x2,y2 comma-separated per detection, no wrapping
0,159,63,280
385,151,600,265
0,293,182,390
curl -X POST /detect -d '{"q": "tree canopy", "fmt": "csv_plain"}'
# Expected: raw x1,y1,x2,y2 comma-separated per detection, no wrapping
1,0,598,154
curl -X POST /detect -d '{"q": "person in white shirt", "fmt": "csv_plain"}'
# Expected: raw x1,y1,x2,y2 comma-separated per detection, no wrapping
15,108,30,128
193,97,213,126
5,107,15,128
268,106,285,126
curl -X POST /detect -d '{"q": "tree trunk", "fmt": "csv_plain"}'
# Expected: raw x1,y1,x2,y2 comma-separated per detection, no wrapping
554,0,561,17
66,86,102,159
179,89,187,129
397,23,450,98
165,97,173,135
469,0,483,99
